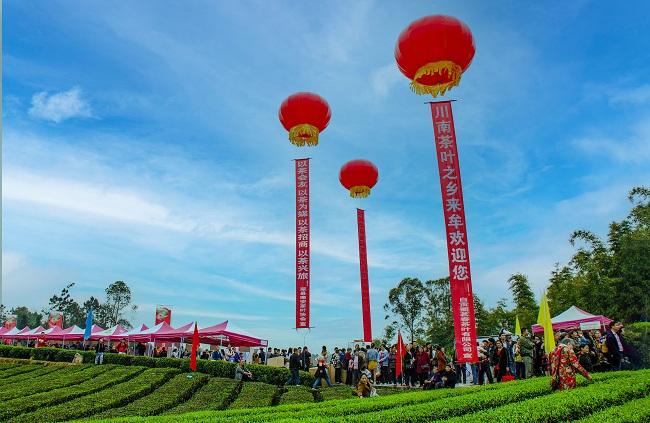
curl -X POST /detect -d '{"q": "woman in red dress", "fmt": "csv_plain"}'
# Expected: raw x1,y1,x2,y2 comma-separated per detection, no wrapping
549,338,592,390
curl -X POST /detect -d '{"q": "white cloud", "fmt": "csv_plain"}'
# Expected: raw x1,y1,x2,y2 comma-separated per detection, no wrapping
370,63,403,97
609,84,650,105
28,87,92,123
571,116,650,163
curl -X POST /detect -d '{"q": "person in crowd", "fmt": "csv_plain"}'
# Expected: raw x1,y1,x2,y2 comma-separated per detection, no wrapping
605,321,625,371
285,347,301,386
357,373,373,398
257,347,266,364
352,349,364,387
365,343,379,383
311,354,334,390
533,335,544,376
434,344,447,371
477,340,493,385
591,330,609,372
493,339,509,382
211,348,222,360
388,346,398,386
95,338,106,364
423,367,442,390
402,346,416,387
135,342,146,356
549,338,592,390
36,332,47,348
171,347,179,358
436,364,457,389
346,351,355,386
224,343,234,362
500,321,510,335
300,346,312,371
518,328,535,379
577,343,594,373
331,347,342,384
235,358,253,382
377,344,390,385
415,345,431,387
116,339,128,354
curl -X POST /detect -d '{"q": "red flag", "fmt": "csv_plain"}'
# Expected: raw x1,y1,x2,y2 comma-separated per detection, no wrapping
190,322,199,371
357,208,372,342
396,330,405,380
295,158,311,328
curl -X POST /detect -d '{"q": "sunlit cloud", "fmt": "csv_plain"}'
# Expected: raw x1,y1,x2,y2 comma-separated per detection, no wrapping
28,87,92,123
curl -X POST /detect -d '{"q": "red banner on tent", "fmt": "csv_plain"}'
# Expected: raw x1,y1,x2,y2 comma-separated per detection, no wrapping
4,315,17,330
430,101,478,362
357,208,372,342
48,312,64,329
155,306,172,325
295,158,310,329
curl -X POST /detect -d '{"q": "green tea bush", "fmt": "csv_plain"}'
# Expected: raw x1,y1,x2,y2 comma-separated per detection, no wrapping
12,367,179,423
0,365,144,421
164,377,240,415
228,381,278,409
574,393,650,422
278,386,315,405
91,372,210,419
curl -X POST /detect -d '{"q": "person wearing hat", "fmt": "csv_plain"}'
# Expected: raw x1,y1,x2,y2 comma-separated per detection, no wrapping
549,338,592,390
518,328,535,379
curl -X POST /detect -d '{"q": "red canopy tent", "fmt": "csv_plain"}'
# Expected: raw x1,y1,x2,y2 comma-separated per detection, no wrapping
532,306,613,334
88,324,128,341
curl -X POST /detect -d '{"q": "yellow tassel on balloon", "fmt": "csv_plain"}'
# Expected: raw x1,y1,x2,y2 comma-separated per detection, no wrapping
289,124,320,147
409,60,463,98
349,186,371,198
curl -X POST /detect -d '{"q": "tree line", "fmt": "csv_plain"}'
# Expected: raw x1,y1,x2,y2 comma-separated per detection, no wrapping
0,280,138,330
382,186,650,346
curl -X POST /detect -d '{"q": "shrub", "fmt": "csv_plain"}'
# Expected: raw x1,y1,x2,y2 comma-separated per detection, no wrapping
623,322,650,368
228,381,278,409
164,377,240,414
92,372,210,418
8,346,32,359
278,386,315,405
0,365,106,401
103,352,133,366
0,345,13,357
131,356,158,368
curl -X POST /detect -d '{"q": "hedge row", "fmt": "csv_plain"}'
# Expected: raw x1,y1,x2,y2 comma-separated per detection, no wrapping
0,362,41,381
0,363,62,387
0,365,145,421
227,381,279,409
0,345,314,387
278,386,315,405
12,367,180,423
574,394,650,423
0,365,104,401
164,378,240,415
90,372,210,419
438,370,650,423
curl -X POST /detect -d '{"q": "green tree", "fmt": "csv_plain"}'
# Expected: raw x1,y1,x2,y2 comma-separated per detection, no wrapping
548,186,650,322
507,273,538,330
45,283,85,327
383,277,426,343
10,306,43,328
422,277,454,349
102,281,137,329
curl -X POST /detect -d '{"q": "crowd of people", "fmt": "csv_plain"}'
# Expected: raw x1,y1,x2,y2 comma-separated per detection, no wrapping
19,320,638,396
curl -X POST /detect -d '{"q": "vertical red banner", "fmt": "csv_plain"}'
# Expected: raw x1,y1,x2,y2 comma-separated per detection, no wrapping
48,312,64,328
155,306,172,325
4,315,17,330
357,208,372,342
295,159,310,329
430,101,478,362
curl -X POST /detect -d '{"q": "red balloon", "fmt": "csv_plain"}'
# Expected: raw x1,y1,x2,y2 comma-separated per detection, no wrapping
339,160,379,198
395,15,475,97
278,92,331,147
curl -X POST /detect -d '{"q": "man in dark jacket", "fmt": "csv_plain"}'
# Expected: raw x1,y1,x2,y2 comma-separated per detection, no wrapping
436,364,457,389
518,329,535,379
285,347,302,386
300,346,312,371
605,322,625,371
95,338,106,365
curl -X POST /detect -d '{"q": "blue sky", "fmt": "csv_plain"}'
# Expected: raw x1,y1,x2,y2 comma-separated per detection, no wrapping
3,1,650,350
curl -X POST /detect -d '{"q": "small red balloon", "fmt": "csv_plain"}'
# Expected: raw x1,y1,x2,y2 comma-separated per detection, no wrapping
278,92,331,147
339,160,379,198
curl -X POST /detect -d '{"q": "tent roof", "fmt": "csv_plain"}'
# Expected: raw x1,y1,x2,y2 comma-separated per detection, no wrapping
88,324,128,341
532,306,613,333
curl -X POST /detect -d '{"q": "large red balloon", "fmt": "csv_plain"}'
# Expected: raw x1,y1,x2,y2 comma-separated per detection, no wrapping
395,15,475,97
278,92,331,147
339,159,379,198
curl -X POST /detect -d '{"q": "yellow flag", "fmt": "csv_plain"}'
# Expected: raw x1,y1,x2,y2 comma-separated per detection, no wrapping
537,291,555,354
515,315,522,336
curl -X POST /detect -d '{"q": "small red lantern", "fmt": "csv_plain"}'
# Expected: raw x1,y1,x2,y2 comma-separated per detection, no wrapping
395,15,475,97
279,92,331,147
339,159,379,198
